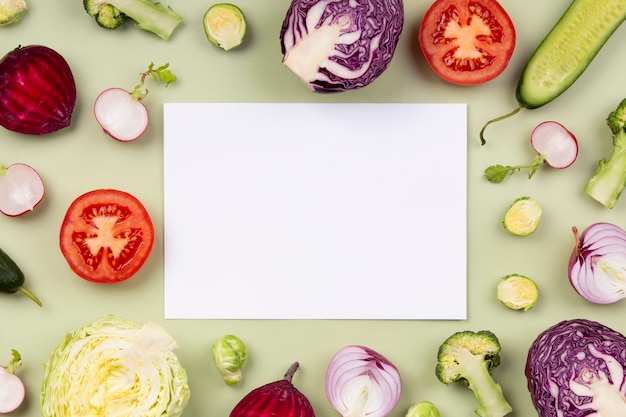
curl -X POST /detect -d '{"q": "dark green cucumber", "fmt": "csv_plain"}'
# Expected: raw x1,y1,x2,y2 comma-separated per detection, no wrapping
517,0,626,108
480,0,626,144
0,247,41,306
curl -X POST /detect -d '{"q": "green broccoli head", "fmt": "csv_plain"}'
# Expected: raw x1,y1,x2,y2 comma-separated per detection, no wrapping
607,98,626,136
82,0,182,39
436,330,500,385
86,1,123,30
436,330,512,417
585,98,626,209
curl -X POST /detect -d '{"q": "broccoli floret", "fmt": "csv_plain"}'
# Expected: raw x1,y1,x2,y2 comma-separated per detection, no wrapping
0,0,27,25
83,0,182,40
92,4,123,29
436,330,513,417
584,98,626,209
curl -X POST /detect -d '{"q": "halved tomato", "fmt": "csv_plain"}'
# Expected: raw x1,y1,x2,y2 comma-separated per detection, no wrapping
59,189,155,284
418,0,516,85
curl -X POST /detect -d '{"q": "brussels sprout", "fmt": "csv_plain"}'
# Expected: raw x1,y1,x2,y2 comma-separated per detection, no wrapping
406,401,440,417
502,196,542,236
497,274,539,311
212,334,248,386
203,3,247,51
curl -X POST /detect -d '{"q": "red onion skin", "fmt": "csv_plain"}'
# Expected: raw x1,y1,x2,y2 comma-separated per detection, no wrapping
230,362,315,417
325,345,401,417
568,222,626,304
0,45,76,135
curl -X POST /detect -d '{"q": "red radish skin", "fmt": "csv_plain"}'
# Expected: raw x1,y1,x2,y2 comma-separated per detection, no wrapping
0,367,24,414
484,120,578,183
230,362,315,417
0,163,45,217
530,121,578,168
93,63,176,142
94,88,149,142
0,350,25,414
0,45,76,135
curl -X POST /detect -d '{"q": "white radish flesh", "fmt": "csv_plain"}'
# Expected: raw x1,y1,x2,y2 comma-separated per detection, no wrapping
94,88,148,142
0,357,24,414
0,163,45,217
530,121,578,168
0,368,24,413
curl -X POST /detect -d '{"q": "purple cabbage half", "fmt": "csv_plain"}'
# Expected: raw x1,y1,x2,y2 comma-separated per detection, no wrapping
279,0,404,93
526,318,626,417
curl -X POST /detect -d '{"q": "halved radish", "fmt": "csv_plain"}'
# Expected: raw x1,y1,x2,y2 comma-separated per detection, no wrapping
530,121,578,168
484,121,578,183
0,350,25,414
93,63,176,142
0,163,44,217
94,88,149,142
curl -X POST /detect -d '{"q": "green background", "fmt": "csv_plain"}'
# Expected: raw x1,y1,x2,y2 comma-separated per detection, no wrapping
2,0,626,416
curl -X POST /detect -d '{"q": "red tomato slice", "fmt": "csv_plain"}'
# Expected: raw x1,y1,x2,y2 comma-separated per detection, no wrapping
59,189,155,284
418,0,516,85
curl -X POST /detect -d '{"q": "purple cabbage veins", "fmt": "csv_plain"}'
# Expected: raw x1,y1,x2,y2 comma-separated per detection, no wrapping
279,0,403,93
526,318,626,417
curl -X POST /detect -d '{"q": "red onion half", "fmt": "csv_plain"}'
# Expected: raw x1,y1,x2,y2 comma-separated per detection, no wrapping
568,222,626,304
325,345,401,417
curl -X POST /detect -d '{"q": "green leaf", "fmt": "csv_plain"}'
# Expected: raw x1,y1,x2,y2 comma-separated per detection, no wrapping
484,165,511,183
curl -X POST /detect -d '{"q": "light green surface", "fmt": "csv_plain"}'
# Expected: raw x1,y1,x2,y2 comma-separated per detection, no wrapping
1,1,626,416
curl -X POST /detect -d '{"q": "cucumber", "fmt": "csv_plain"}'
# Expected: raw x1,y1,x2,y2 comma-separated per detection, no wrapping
0,247,41,306
480,0,626,144
518,0,626,108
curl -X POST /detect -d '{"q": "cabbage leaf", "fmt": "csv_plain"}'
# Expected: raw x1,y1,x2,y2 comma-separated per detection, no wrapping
41,314,190,417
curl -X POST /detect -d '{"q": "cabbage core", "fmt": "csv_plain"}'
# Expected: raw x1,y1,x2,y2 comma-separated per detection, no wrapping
280,0,403,92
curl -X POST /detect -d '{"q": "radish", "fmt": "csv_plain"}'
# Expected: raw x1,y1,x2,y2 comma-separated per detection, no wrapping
484,121,578,183
0,349,25,414
0,45,76,135
94,62,177,142
0,163,44,217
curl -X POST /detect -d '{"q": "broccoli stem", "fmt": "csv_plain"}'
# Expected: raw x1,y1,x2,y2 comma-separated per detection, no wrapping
109,0,182,40
584,131,626,209
459,348,512,417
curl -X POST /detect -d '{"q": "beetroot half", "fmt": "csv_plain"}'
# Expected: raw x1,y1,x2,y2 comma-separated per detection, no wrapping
0,45,76,135
230,362,315,417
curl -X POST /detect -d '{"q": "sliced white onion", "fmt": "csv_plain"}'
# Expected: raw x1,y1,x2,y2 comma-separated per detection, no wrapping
325,345,401,417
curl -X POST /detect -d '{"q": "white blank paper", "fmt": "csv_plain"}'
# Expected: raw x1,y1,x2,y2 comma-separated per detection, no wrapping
163,103,467,320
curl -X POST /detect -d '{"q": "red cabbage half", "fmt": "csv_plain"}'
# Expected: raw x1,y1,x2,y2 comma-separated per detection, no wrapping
526,318,626,417
279,0,404,93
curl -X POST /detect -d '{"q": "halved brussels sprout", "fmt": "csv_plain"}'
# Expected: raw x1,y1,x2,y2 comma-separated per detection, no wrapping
502,196,542,236
203,3,247,51
497,274,539,311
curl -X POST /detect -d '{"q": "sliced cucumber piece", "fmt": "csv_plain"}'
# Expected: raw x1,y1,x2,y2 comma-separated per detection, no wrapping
203,3,247,51
517,0,626,109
